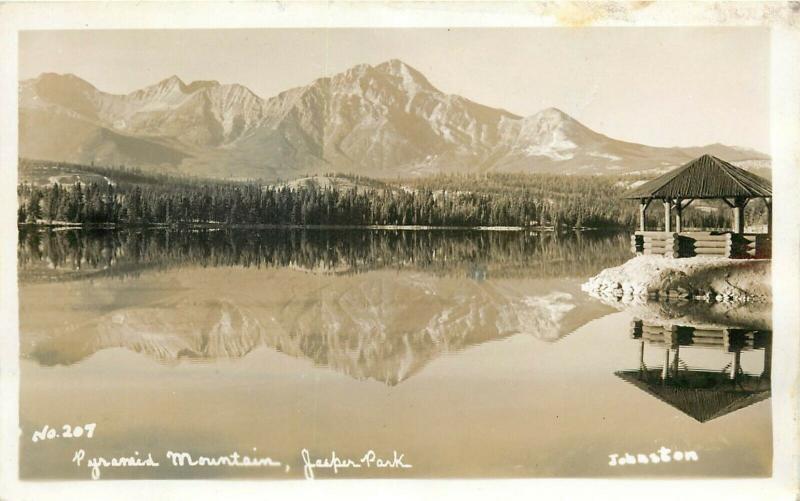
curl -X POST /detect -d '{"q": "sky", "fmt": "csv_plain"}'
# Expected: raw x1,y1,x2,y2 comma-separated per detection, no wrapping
19,28,770,152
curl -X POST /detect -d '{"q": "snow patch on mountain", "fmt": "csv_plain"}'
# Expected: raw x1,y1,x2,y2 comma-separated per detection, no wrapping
589,151,622,161
523,133,578,160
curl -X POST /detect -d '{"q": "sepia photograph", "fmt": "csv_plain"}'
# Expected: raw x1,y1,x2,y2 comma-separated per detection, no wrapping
0,2,798,500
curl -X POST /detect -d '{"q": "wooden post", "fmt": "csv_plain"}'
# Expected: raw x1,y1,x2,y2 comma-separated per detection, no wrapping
662,348,670,381
733,205,743,234
732,197,746,235
639,200,647,231
730,350,741,380
765,198,772,236
762,333,772,378
672,344,680,377
675,199,683,233
639,340,645,371
663,200,671,232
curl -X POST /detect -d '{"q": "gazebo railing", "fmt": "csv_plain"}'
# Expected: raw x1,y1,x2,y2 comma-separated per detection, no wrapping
631,231,771,259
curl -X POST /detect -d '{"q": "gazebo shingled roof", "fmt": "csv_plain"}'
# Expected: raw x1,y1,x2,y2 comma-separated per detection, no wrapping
615,369,771,423
625,154,772,200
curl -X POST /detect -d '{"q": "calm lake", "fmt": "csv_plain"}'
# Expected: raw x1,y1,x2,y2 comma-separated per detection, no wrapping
17,228,772,479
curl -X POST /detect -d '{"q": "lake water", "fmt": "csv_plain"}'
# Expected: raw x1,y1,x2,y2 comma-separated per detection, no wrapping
17,228,772,479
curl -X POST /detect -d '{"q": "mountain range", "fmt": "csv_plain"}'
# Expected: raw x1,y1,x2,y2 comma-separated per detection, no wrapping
19,59,769,180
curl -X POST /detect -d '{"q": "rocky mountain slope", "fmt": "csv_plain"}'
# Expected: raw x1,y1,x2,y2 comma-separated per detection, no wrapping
19,60,769,180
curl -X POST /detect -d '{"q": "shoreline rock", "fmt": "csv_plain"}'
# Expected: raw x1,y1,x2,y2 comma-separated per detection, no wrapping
581,255,771,304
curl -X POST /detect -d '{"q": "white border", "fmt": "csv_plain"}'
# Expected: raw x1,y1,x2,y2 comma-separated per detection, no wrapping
0,2,798,500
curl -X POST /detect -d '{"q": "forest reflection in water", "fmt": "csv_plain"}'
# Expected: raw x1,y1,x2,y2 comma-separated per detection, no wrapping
18,227,631,283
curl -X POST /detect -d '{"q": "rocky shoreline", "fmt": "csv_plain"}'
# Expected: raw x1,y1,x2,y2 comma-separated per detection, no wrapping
582,255,771,304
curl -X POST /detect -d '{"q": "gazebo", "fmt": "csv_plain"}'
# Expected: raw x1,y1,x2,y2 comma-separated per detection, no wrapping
626,154,772,258
616,319,772,423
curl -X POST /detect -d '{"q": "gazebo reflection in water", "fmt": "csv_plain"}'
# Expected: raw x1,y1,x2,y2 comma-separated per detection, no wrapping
616,320,771,423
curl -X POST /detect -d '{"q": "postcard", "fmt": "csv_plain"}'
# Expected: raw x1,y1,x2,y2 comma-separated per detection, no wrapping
0,2,798,500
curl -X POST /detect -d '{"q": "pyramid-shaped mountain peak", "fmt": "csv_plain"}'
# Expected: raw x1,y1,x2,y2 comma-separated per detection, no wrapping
18,64,770,179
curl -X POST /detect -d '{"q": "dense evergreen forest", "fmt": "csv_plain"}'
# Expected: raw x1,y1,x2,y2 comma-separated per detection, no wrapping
16,160,764,229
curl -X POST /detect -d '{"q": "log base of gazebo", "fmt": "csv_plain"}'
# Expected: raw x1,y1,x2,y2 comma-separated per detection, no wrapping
631,231,771,259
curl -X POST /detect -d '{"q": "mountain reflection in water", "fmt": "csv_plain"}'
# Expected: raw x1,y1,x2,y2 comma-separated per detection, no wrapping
19,228,629,385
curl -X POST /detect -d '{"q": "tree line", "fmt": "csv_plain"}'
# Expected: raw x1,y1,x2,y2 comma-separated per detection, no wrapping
17,178,629,228
17,163,765,229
